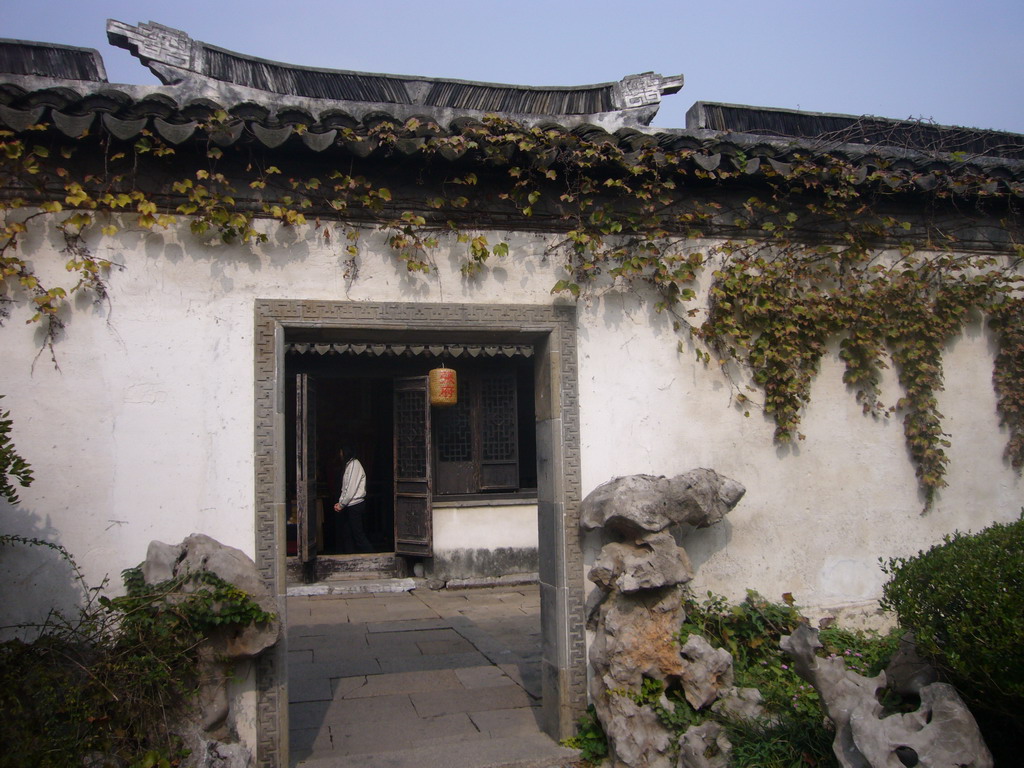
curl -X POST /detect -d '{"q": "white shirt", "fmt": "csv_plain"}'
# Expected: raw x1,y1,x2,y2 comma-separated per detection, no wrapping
338,458,366,508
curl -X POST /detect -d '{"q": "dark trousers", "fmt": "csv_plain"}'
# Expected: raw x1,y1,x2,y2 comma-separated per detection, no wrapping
339,501,373,553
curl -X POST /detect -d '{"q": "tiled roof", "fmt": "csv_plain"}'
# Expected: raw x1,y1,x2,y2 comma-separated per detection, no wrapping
689,102,1024,162
1,28,1023,197
0,38,107,82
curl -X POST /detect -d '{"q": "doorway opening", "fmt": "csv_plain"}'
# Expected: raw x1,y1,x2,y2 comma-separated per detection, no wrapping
252,301,586,767
284,348,538,585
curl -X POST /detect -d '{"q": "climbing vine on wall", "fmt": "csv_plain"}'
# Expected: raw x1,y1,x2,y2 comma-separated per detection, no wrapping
1,113,1021,506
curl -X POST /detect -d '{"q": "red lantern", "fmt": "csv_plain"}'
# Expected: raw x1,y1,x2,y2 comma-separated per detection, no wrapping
428,366,457,406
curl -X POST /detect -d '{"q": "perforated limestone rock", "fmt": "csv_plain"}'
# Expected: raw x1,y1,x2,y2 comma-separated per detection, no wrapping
583,470,745,768
781,624,992,768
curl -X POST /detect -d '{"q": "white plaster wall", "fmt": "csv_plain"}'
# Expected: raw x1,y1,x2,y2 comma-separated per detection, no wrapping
575,284,1021,615
1,218,1020,626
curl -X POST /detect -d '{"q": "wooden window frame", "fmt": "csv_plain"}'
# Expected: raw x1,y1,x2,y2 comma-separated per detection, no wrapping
433,369,520,495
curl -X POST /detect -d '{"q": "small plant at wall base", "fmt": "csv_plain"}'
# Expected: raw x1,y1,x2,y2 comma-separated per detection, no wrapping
561,706,609,766
1,116,1022,506
0,541,275,768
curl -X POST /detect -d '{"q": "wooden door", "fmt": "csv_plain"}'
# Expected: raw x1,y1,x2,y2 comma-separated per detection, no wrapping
296,373,319,582
393,376,433,557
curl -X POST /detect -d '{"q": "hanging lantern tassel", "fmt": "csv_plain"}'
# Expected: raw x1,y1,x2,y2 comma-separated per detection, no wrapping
429,365,458,406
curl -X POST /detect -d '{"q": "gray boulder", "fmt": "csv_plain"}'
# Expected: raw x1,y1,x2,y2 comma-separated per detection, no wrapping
589,532,694,594
139,533,280,767
884,631,940,697
143,533,279,659
598,694,675,768
678,634,734,710
580,470,745,536
710,686,768,723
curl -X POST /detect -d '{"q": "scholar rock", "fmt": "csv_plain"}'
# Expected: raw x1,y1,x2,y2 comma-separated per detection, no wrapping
582,470,745,768
884,632,939,697
599,695,675,768
143,533,279,659
781,624,992,768
590,585,690,688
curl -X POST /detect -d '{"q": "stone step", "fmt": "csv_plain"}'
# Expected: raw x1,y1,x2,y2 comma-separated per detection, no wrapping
287,577,420,596
323,569,394,581
287,552,400,584
320,553,397,580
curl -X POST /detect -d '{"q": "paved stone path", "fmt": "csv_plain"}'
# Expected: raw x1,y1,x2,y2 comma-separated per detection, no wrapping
287,584,579,768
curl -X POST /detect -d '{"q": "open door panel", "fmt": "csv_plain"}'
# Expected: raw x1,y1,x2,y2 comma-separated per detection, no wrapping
393,376,432,557
296,373,319,582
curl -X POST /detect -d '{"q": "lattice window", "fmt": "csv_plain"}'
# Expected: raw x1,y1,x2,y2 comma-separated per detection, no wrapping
482,375,516,461
395,389,426,478
435,379,473,462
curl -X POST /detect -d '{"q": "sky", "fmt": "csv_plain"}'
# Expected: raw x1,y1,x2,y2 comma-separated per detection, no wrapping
3,0,1023,134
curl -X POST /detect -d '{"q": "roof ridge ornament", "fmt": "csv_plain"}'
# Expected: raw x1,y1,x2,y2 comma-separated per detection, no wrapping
106,20,196,85
615,72,684,111
105,19,682,127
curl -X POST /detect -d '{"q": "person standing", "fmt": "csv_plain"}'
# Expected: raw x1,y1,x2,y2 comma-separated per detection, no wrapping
334,444,373,553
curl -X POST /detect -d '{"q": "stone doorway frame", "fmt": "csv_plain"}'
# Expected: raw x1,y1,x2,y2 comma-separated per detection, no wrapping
253,300,586,767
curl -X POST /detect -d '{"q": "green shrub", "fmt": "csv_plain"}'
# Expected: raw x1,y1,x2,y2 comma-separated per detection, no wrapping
880,514,1024,716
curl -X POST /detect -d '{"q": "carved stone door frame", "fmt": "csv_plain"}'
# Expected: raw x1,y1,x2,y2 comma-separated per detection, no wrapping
253,300,585,768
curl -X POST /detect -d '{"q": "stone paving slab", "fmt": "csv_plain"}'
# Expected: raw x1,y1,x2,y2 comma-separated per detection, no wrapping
500,661,543,700
363,628,451,656
364,616,453,633
410,683,535,718
304,640,375,664
377,649,490,674
455,664,517,689
289,725,333,756
334,668,463,699
291,656,383,679
292,691,417,729
328,710,485,756
289,621,370,639
417,634,477,655
288,671,333,703
328,675,370,699
470,706,547,737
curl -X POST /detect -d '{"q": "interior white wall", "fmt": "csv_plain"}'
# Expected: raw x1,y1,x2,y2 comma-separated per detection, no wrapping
433,504,539,552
